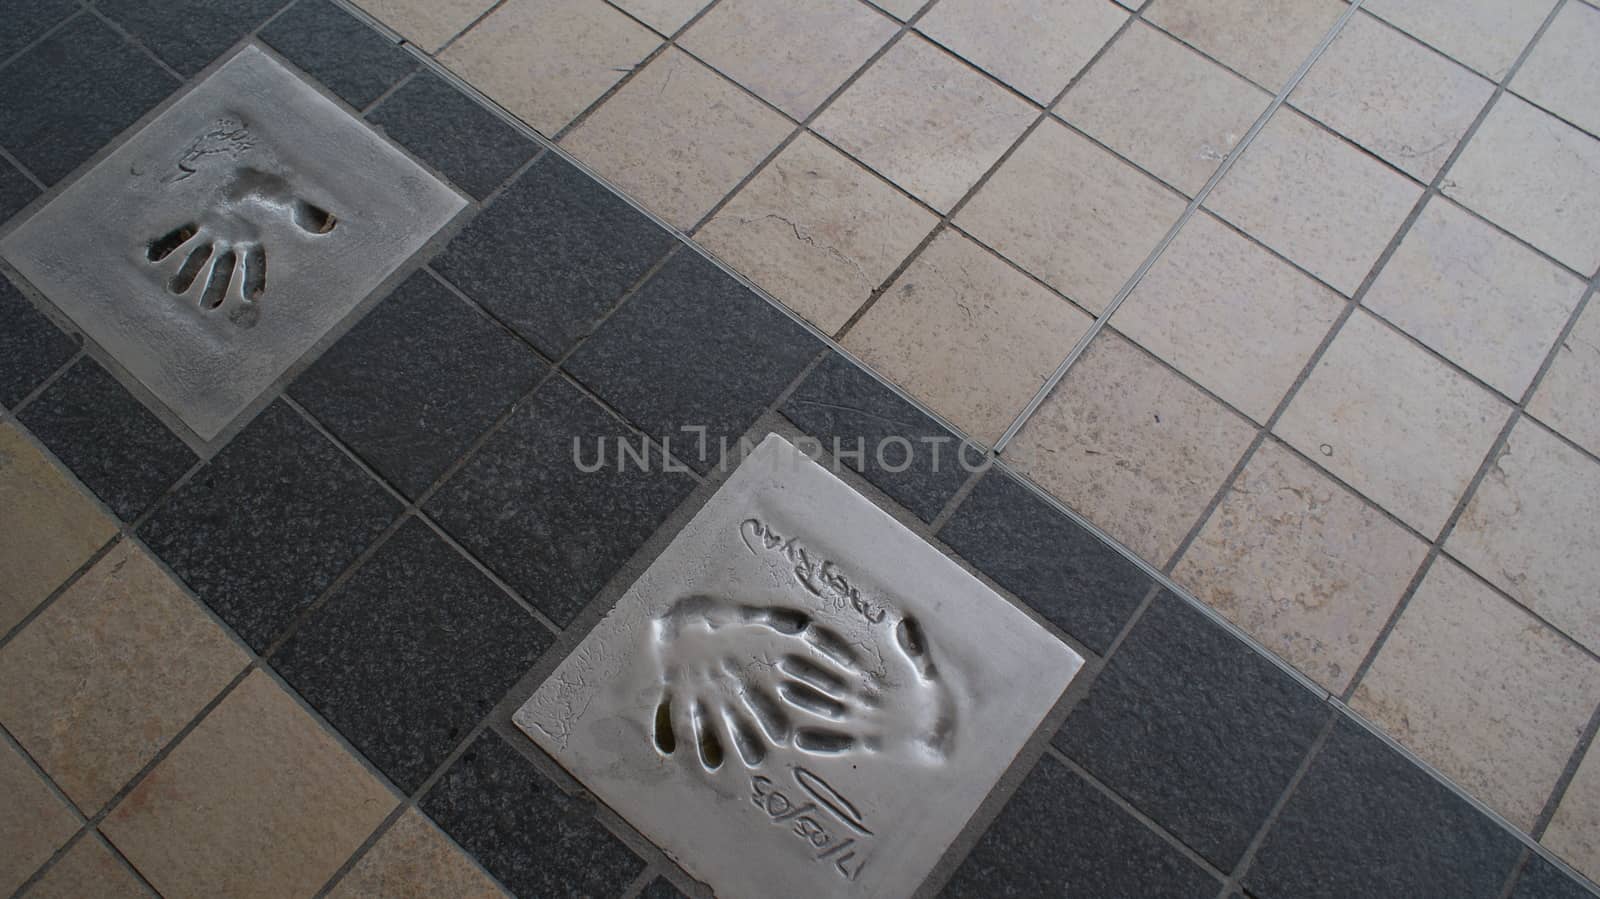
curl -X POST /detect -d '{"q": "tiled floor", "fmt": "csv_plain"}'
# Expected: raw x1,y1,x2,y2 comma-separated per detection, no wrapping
2,0,1599,896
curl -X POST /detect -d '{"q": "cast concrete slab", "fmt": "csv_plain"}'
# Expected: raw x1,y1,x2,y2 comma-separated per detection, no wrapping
515,435,1083,899
0,45,465,440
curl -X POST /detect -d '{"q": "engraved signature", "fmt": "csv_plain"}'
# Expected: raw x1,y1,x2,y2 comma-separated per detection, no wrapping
751,767,873,882
740,518,887,625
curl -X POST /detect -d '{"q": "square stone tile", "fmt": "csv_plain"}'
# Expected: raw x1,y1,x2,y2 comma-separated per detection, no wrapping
432,154,676,358
1545,743,1600,884
813,34,1037,212
29,836,154,899
917,0,1128,104
139,402,403,651
421,731,645,898
353,0,496,53
1145,0,1347,89
1443,95,1600,276
563,250,823,473
258,0,416,109
1060,21,1271,195
561,47,790,229
98,0,286,76
1513,2,1600,137
1113,211,1343,423
1510,857,1596,899
1007,331,1257,565
1365,197,1584,399
441,0,660,137
1059,594,1328,869
1448,417,1600,654
611,0,709,33
1276,310,1510,536
0,276,77,409
945,755,1219,897
0,422,118,637
102,670,398,899
366,71,539,200
1244,717,1523,899
424,377,695,625
781,352,971,522
1292,11,1494,182
1364,0,1557,81
682,0,897,120
643,877,688,899
0,155,40,225
844,230,1093,445
0,737,80,896
1529,301,1600,457
20,359,199,522
0,541,246,813
329,808,508,899
940,468,1156,655
290,272,546,500
1206,108,1422,296
957,119,1186,313
0,15,176,185
696,133,936,334
274,519,551,792
1351,556,1600,829
0,0,77,62
1174,440,1429,693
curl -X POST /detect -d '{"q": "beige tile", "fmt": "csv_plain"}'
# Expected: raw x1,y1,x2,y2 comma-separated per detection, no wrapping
560,48,790,229
1113,211,1343,423
1176,441,1428,692
695,133,937,333
1513,1,1600,137
957,118,1186,313
1276,310,1510,535
101,670,397,899
865,0,922,20
1365,197,1584,399
1007,330,1256,564
440,0,660,137
1529,301,1600,457
1545,742,1600,883
1059,22,1270,196
0,738,79,895
0,542,248,815
1448,417,1600,654
1145,0,1347,89
1444,95,1600,276
329,809,508,899
682,0,896,120
610,0,708,34
1351,556,1600,829
353,0,495,53
0,423,117,637
812,34,1036,212
1206,107,1422,296
917,0,1128,104
1291,12,1493,182
1364,0,1556,81
843,229,1094,444
29,837,153,899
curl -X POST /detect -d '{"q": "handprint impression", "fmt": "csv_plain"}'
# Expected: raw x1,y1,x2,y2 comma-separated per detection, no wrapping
144,167,337,326
650,596,954,772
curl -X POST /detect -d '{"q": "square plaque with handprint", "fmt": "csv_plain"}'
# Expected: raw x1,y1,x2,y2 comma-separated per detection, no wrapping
516,435,1085,898
1,45,464,440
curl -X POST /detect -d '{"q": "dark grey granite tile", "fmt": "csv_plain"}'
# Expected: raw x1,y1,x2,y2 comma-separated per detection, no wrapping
367,70,537,200
1245,716,1524,899
0,0,78,62
0,154,38,223
781,352,969,522
259,0,414,109
425,376,694,626
139,401,402,650
422,730,645,898
944,755,1219,898
0,276,77,408
19,358,196,521
272,518,551,792
290,271,545,499
1056,594,1328,870
97,0,288,76
641,876,689,899
565,250,823,473
938,469,1153,654
1511,856,1598,899
432,155,672,356
0,15,177,184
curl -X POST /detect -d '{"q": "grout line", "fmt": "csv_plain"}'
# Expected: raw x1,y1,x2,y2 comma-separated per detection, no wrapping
81,5,187,85
1536,701,1600,838
1218,710,1340,896
0,6,89,80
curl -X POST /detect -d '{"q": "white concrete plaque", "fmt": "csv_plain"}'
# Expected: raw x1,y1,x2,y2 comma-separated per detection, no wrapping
515,435,1084,898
